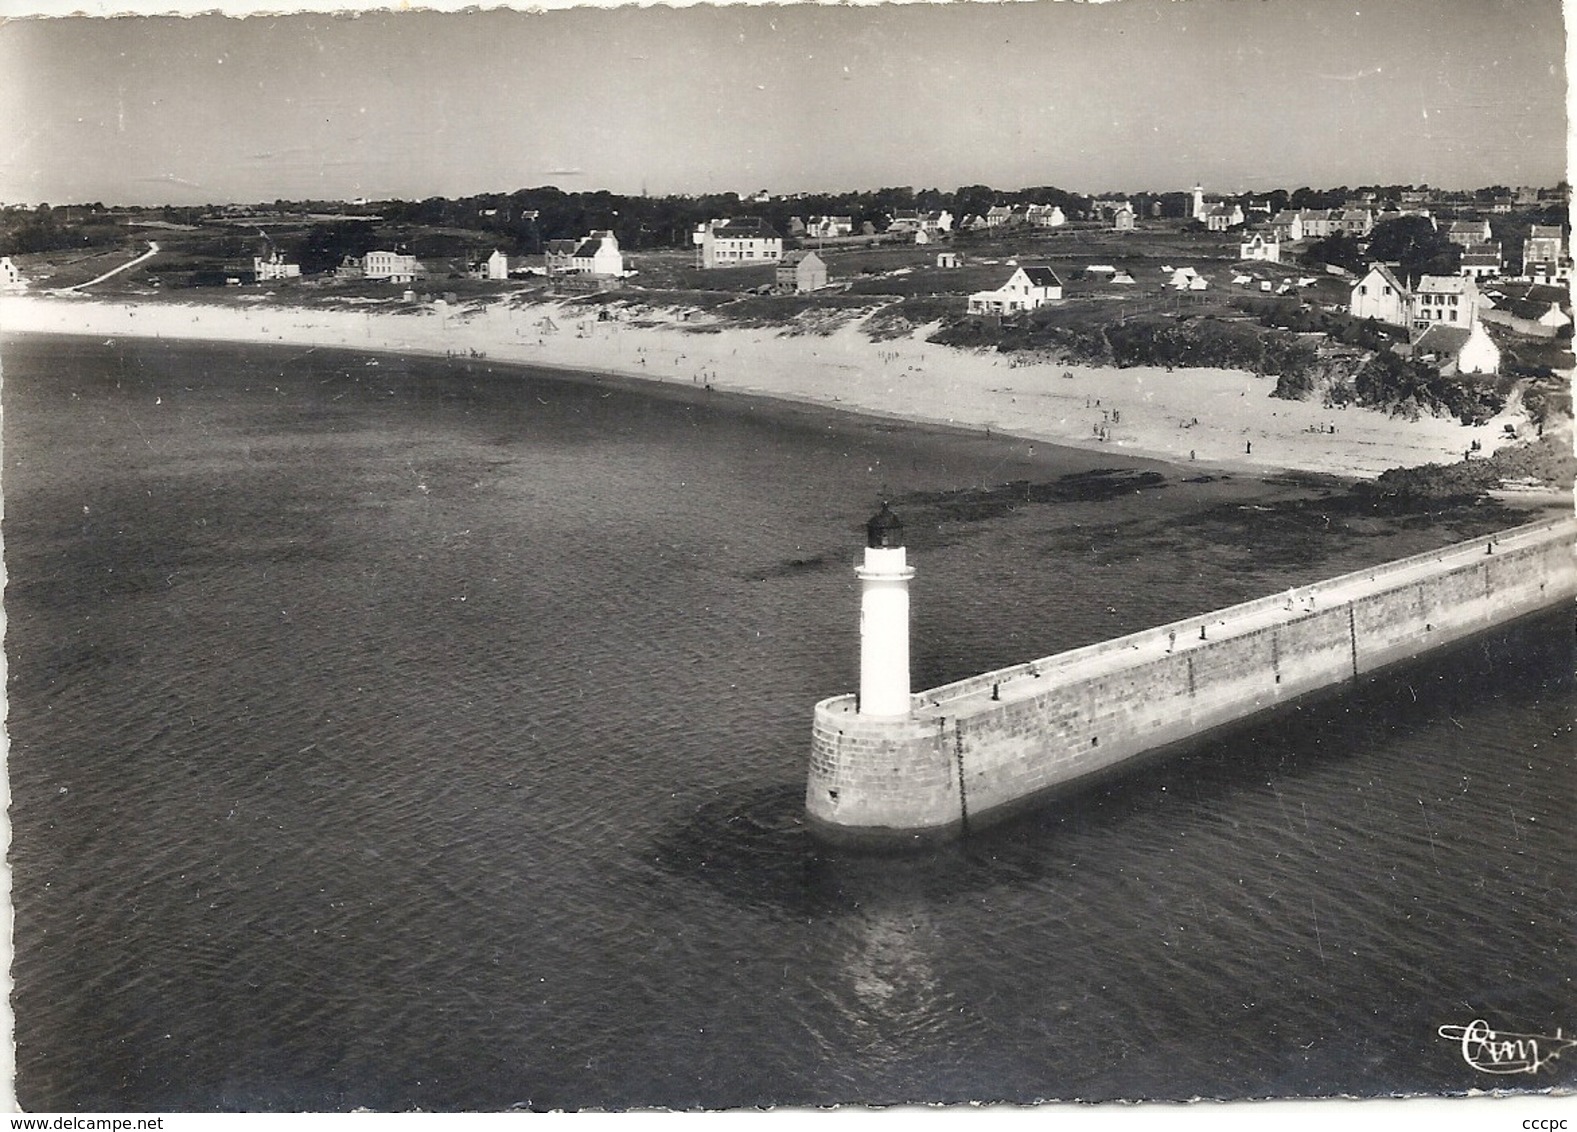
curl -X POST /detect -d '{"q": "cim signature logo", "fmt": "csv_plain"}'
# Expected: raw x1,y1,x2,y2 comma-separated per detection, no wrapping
1438,1019,1577,1075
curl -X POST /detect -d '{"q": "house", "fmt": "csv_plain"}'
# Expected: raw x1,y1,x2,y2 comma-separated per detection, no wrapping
936,252,959,268
1410,274,1479,330
253,249,301,281
334,255,365,279
805,215,854,239
1333,209,1373,238
775,250,828,293
1026,204,1066,228
565,231,623,277
0,256,24,290
966,266,1063,315
984,206,1014,229
1268,210,1305,243
1239,232,1281,263
1204,203,1244,231
543,239,580,274
1112,206,1136,232
1522,225,1566,272
1409,321,1499,375
1349,263,1411,327
1478,283,1572,338
887,210,924,234
694,218,783,268
922,210,954,233
1445,218,1492,248
363,250,418,283
1490,196,1514,213
469,249,511,281
1298,209,1337,239
1457,243,1501,280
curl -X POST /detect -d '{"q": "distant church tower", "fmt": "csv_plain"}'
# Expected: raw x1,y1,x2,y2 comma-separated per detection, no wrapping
856,502,914,717
1191,183,1206,220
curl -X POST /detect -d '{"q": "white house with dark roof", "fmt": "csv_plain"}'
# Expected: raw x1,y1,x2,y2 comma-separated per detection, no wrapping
1410,322,1499,376
1445,219,1492,248
1239,232,1281,263
1457,243,1502,280
1268,210,1305,243
1112,206,1136,232
775,250,828,293
470,248,510,281
1333,209,1374,238
1026,204,1066,228
1204,203,1244,231
1298,209,1337,239
694,218,783,268
1410,274,1479,330
1524,225,1565,264
1349,263,1411,327
967,266,1063,315
568,231,624,277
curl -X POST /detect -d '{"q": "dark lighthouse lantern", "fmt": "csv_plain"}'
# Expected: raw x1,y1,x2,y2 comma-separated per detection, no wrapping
866,501,904,549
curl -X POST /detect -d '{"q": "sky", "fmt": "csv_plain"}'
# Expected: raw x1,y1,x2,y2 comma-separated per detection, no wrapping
0,0,1566,207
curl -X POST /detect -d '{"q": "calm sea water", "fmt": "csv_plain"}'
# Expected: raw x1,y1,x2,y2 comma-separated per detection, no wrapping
4,335,1572,1110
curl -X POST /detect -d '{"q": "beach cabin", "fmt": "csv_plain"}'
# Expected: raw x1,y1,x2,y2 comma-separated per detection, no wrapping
936,252,959,269
967,266,1063,315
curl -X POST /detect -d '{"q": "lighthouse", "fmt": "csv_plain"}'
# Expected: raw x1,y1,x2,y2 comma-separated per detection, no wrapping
1191,183,1206,221
856,502,915,717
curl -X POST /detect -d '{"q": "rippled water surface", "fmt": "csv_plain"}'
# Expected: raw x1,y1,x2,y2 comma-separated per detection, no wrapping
5,336,1572,1110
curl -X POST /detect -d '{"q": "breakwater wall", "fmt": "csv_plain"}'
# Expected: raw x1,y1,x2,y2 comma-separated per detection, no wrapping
807,518,1577,845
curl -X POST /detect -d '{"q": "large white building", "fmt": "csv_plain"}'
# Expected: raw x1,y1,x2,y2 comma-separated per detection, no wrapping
1411,274,1479,330
363,250,418,283
568,231,624,277
967,266,1063,315
693,218,783,268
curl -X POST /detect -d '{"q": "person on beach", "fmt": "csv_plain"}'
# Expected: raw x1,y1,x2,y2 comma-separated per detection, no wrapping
1245,441,1252,455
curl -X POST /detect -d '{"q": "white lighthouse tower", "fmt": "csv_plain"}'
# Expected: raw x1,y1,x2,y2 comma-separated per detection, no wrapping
1191,183,1206,220
856,502,915,717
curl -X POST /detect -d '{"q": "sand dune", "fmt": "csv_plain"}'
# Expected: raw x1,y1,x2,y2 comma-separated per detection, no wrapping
0,293,1528,478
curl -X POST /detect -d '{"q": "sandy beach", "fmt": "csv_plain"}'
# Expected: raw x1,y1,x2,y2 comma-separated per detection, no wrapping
0,292,1531,478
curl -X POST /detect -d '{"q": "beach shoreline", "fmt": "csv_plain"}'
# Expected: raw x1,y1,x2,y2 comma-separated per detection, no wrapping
0,292,1535,480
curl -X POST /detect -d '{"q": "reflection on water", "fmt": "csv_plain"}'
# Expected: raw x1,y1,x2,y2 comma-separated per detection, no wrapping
5,335,1572,1110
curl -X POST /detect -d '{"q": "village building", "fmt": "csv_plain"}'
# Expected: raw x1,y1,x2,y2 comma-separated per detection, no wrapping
935,251,959,269
1408,322,1500,376
1203,203,1244,231
469,249,511,281
1267,210,1305,243
253,249,301,281
1112,206,1136,232
542,239,580,274
1410,273,1479,330
0,256,24,290
775,250,828,293
1445,218,1493,248
363,250,418,283
1349,263,1411,327
566,231,624,277
1457,244,1502,281
1479,283,1572,338
1297,209,1337,239
805,215,854,239
966,266,1063,315
694,218,783,268
1333,209,1374,238
1239,232,1281,263
1522,225,1568,282
983,205,1014,229
1026,204,1067,228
